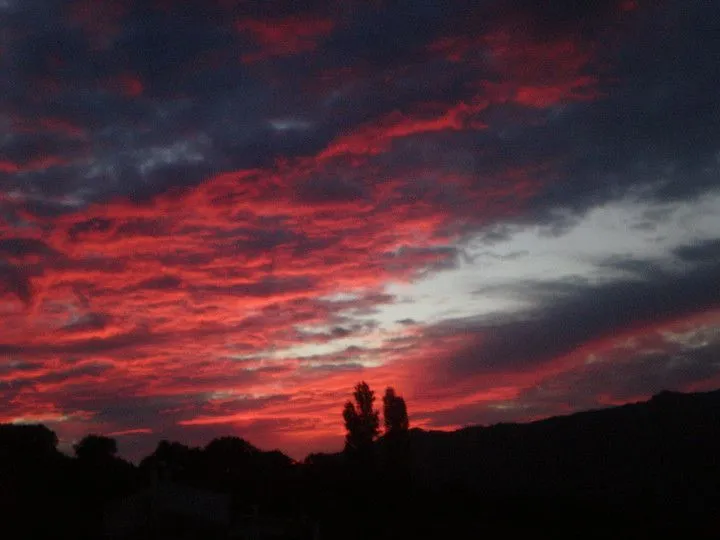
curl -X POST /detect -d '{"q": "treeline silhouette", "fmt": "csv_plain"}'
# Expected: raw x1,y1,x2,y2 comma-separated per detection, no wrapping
2,384,720,539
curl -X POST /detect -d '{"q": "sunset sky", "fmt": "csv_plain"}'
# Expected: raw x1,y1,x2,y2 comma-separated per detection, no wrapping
1,0,719,461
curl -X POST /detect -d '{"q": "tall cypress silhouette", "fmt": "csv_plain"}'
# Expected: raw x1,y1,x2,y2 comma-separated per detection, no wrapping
342,381,380,454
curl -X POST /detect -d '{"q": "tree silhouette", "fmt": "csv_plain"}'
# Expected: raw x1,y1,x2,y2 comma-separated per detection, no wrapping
204,436,258,469
203,435,260,499
140,440,202,485
73,434,118,462
0,424,59,461
383,387,409,435
3,386,720,539
381,387,411,491
343,381,380,454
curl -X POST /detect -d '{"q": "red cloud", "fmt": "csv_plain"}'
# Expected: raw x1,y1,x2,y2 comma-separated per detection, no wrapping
1,0,704,460
429,29,601,109
9,116,86,139
111,73,145,98
105,428,153,437
237,16,335,63
622,1,640,12
314,24,605,164
318,101,489,160
0,156,67,174
0,161,19,174
0,131,547,456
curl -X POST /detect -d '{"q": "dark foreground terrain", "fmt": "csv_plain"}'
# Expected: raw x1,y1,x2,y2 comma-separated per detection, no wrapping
2,389,720,539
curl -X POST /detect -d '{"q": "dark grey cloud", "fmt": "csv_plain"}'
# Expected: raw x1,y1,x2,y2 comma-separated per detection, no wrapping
67,218,114,240
515,1,720,218
0,321,246,358
0,0,281,204
37,362,113,385
197,276,317,299
294,175,369,205
0,360,114,394
0,0,718,459
382,245,462,275
132,275,184,291
323,1,445,69
0,238,57,259
1,0,714,226
0,326,157,356
112,218,163,238
0,131,85,167
436,253,720,378
520,343,720,409
674,239,720,264
206,224,338,261
0,263,32,303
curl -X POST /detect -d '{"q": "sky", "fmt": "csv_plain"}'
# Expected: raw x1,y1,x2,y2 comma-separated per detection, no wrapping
1,0,719,461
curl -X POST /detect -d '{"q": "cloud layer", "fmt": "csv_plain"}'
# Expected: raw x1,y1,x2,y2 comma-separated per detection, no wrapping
1,0,719,460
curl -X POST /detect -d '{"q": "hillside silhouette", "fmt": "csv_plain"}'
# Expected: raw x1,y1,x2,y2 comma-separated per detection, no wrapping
1,387,720,538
